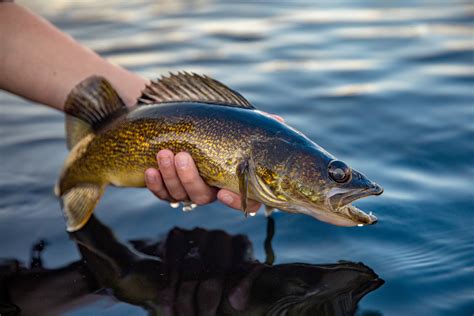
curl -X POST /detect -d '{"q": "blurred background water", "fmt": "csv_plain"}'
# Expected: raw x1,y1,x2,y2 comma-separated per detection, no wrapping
1,0,473,315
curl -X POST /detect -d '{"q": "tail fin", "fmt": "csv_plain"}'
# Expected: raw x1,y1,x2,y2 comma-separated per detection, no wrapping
64,76,127,150
60,183,105,232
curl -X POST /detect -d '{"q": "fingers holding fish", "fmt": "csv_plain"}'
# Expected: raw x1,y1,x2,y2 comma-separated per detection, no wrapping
157,150,189,202
161,228,249,314
175,280,199,315
217,190,261,214
148,151,261,213
197,278,222,314
145,167,172,201
174,152,218,205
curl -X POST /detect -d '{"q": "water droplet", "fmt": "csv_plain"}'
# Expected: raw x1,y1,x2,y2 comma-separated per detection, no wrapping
182,205,193,212
357,224,364,227
170,202,180,208
249,212,256,217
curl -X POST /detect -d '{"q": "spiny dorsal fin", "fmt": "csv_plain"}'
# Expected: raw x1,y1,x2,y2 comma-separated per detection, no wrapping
138,72,255,109
64,76,127,149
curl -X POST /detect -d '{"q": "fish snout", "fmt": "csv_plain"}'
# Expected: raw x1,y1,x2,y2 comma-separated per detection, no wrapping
368,182,383,196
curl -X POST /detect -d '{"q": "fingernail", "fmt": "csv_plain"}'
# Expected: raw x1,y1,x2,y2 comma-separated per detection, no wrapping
145,170,156,183
221,193,233,205
175,154,189,169
159,156,171,167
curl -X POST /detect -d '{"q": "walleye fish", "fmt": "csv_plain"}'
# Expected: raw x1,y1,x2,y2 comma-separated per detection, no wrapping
56,73,383,231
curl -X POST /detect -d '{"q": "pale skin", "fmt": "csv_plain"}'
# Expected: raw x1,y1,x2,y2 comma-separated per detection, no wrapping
0,3,284,213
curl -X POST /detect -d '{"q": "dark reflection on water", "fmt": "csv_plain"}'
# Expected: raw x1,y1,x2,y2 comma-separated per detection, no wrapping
1,0,473,315
1,215,382,316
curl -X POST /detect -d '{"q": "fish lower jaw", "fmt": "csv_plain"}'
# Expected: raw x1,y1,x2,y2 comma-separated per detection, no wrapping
271,200,378,227
292,202,377,227
334,204,378,226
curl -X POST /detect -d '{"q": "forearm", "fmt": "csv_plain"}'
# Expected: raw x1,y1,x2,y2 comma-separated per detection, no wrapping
0,3,148,110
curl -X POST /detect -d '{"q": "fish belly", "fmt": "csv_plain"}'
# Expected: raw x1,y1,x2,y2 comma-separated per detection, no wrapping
108,170,146,187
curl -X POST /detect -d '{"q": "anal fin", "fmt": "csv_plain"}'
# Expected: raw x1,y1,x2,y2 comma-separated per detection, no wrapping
60,183,104,232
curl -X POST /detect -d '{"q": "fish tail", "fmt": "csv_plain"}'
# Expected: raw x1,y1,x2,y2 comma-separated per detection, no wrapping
60,183,105,232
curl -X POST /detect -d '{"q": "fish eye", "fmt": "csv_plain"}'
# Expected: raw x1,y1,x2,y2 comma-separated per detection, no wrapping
328,160,351,183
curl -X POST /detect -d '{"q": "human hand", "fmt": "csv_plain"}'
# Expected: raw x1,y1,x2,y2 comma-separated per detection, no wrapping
153,227,260,314
144,114,284,213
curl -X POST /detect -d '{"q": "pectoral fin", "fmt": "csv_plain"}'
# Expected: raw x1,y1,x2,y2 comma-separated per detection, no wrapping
236,159,250,217
60,183,104,232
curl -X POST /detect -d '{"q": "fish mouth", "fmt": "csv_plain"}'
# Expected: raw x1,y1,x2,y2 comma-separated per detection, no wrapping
327,184,383,226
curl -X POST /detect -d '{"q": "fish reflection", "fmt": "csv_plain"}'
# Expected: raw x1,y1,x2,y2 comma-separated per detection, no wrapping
0,216,383,316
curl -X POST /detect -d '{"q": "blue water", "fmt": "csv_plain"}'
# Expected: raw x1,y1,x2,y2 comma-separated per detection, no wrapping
1,1,473,315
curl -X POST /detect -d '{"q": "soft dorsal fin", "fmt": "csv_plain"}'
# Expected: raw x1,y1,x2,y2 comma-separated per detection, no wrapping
138,72,255,109
64,76,127,149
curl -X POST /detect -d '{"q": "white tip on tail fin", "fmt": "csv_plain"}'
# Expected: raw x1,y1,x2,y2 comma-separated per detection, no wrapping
60,183,104,232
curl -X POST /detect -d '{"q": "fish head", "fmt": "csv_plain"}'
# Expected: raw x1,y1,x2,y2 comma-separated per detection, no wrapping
250,138,383,226
241,262,383,314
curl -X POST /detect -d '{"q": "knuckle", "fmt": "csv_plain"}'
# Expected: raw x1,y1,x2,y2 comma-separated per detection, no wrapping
179,173,197,185
159,166,174,176
163,177,180,189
